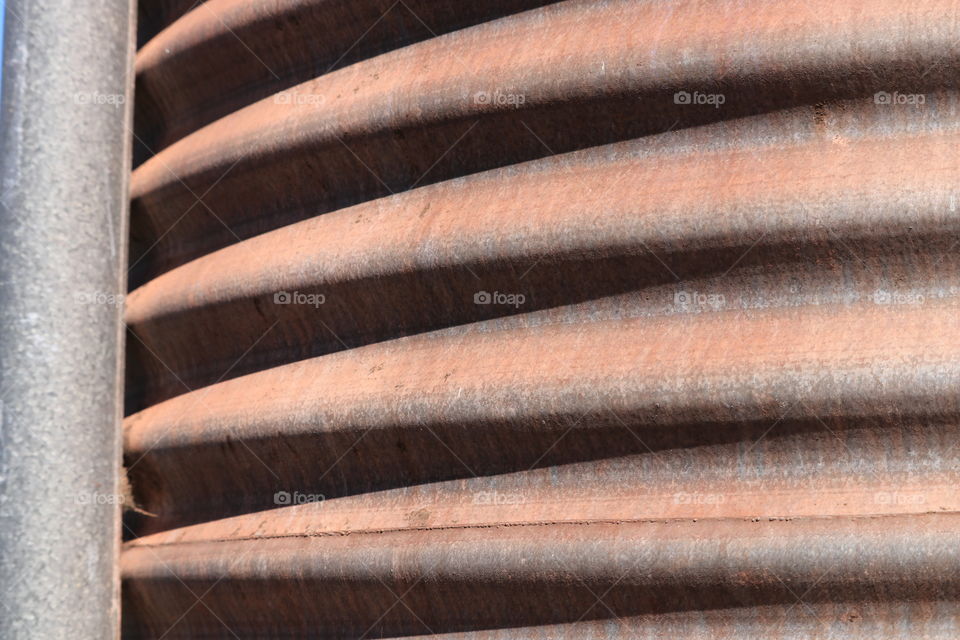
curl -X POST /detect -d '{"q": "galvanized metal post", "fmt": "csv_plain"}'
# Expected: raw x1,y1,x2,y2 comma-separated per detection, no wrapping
0,1,134,638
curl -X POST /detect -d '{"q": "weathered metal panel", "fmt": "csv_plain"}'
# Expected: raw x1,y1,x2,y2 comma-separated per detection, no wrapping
123,0,960,637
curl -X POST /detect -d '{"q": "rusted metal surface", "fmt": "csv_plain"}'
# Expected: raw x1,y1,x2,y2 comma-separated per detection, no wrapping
127,0,959,286
123,514,960,638
134,0,555,162
125,298,960,529
125,103,960,410
124,0,960,637
137,0,208,47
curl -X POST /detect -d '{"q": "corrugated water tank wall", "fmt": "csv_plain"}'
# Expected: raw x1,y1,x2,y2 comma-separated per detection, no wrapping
122,0,960,637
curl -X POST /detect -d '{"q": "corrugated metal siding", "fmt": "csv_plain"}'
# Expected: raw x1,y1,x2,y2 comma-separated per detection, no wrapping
122,0,960,637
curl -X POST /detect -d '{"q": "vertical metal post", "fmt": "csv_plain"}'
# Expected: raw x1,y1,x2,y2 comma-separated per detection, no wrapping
0,0,134,637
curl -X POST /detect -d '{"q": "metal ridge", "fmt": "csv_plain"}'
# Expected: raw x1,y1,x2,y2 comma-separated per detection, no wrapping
122,514,960,637
134,0,555,159
124,111,960,408
124,299,960,530
128,0,960,285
